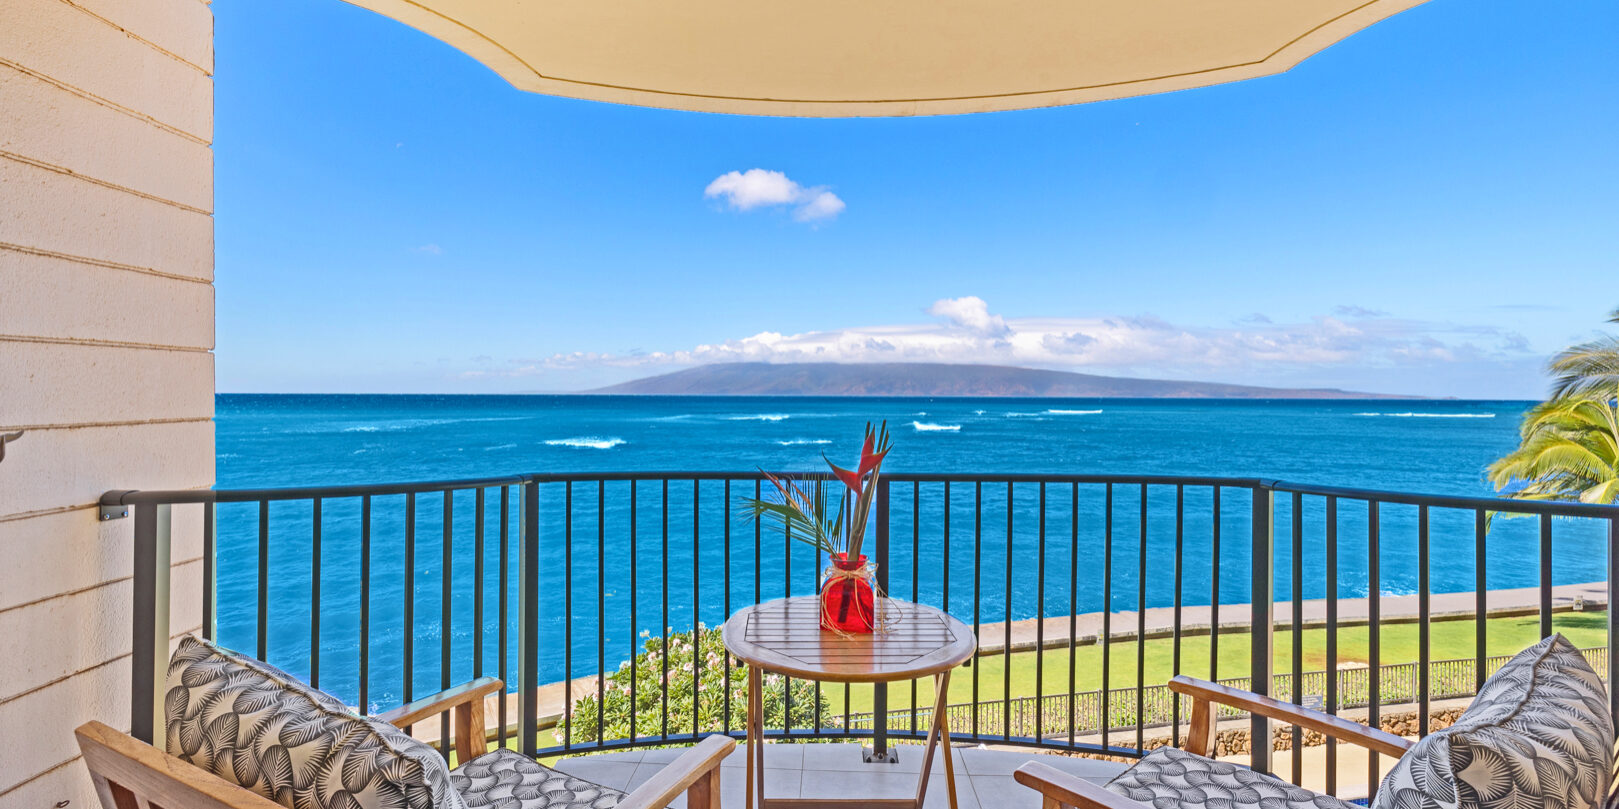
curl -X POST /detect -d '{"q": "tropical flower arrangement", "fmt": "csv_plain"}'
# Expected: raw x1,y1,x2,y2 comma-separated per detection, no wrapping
746,422,893,633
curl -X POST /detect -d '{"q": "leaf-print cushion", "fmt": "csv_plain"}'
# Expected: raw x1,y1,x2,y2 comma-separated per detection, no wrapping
1606,737,1619,809
1107,746,1358,809
165,635,467,809
1372,634,1613,809
451,748,623,809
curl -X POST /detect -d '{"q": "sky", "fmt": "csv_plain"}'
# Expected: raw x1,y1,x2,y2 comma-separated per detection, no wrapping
214,0,1618,399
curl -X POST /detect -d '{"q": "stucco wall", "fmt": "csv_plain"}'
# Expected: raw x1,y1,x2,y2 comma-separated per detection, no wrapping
0,0,214,804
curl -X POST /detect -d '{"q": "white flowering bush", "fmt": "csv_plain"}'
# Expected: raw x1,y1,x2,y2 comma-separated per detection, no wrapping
559,626,826,743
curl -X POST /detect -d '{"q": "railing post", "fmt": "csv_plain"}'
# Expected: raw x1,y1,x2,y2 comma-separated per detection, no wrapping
203,501,217,640
1249,485,1274,774
1608,517,1618,727
866,478,895,763
131,502,172,745
519,479,540,756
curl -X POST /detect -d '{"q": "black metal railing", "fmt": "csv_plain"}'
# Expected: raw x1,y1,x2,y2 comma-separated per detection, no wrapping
107,472,1619,796
846,646,1612,737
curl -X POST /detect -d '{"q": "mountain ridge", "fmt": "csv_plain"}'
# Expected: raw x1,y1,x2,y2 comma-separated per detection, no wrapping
589,362,1423,399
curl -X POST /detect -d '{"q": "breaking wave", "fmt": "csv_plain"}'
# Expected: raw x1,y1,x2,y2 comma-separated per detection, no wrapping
1353,412,1496,419
330,416,529,434
544,437,627,449
911,421,961,432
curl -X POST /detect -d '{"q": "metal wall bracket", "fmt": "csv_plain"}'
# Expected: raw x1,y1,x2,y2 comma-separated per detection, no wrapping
100,491,135,521
0,430,20,464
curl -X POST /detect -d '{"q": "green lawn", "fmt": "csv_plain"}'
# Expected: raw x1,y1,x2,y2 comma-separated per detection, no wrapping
819,611,1608,717
517,610,1606,753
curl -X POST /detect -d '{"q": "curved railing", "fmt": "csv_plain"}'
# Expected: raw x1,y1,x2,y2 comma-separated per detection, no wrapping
107,472,1619,791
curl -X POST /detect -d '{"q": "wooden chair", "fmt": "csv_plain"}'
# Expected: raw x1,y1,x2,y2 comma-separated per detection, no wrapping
78,675,734,809
1013,675,1414,809
1019,634,1619,809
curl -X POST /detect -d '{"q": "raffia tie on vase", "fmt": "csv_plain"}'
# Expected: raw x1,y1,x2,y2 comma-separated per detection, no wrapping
819,559,894,636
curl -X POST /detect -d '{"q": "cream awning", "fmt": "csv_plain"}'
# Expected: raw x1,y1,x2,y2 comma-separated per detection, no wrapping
344,0,1429,117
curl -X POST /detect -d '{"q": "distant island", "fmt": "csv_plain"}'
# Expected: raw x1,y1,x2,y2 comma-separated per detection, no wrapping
590,362,1420,398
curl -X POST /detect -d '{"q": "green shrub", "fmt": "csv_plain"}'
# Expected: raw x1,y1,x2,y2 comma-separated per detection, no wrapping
558,626,827,743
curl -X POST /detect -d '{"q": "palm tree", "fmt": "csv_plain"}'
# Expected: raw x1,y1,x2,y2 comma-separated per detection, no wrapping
1548,307,1619,401
1489,307,1619,506
1489,396,1619,505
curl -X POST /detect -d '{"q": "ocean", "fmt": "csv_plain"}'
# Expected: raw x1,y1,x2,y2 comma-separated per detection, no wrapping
213,394,1605,711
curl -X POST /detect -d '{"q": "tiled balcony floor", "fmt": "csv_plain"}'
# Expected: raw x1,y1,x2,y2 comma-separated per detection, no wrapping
550,742,1128,809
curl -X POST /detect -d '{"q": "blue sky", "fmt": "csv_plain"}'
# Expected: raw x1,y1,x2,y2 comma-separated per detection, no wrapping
215,0,1617,399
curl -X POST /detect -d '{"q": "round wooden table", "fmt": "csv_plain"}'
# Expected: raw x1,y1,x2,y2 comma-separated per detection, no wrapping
722,596,977,809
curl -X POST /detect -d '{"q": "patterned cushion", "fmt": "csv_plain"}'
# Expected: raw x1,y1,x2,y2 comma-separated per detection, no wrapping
1606,737,1619,809
451,749,623,809
165,635,467,809
1372,634,1613,809
1107,747,1357,809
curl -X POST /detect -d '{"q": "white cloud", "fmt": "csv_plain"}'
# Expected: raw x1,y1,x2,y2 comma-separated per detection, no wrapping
470,298,1537,396
928,296,1010,337
1333,305,1388,318
1041,332,1096,354
793,190,846,222
705,169,845,222
705,169,799,210
412,244,444,255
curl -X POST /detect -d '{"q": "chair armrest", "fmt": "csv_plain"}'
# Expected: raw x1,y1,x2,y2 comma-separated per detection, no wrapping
76,721,287,809
1168,675,1414,758
374,676,503,762
374,676,503,727
617,735,736,809
1013,762,1148,809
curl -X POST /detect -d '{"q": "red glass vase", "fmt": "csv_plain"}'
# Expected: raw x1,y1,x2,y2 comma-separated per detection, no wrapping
820,553,876,633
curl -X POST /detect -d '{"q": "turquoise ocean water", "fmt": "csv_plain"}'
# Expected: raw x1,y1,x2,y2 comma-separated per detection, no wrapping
214,394,1604,711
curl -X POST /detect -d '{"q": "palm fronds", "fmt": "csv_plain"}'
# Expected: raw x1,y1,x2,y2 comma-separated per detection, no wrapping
1549,308,1619,401
1489,395,1619,506
1490,307,1619,511
744,473,845,554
